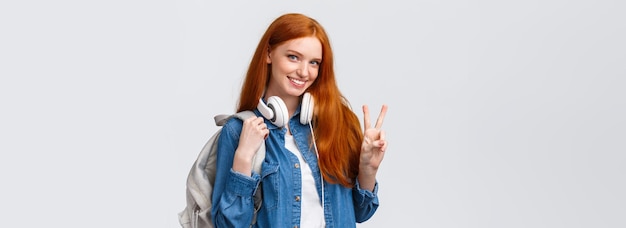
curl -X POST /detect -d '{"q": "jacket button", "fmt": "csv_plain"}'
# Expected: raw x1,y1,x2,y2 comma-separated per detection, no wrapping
294,163,300,168
295,196,301,201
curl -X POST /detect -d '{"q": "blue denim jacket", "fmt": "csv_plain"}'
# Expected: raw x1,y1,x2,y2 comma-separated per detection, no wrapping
211,108,379,227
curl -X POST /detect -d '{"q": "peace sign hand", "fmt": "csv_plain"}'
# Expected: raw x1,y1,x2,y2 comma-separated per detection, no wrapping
360,104,388,175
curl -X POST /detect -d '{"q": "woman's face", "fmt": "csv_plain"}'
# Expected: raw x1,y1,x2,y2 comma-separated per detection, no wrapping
265,36,322,99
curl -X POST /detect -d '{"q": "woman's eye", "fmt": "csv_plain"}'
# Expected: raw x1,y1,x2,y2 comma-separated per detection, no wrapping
288,55,298,61
310,61,320,66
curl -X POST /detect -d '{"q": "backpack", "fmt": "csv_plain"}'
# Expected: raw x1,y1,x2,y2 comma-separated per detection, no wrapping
178,110,265,228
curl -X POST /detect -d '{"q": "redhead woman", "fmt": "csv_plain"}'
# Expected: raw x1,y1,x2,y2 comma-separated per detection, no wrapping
211,13,388,227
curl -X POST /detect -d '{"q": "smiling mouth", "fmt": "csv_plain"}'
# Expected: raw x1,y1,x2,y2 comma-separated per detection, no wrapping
288,76,305,86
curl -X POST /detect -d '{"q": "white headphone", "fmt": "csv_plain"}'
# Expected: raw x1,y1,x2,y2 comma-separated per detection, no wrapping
257,92,314,128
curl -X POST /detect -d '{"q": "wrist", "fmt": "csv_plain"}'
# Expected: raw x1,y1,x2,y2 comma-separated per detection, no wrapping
232,153,253,176
359,164,378,177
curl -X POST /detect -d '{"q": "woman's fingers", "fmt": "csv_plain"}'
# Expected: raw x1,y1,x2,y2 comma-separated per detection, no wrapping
376,130,386,146
243,116,268,139
378,130,387,152
363,104,388,130
374,105,388,129
255,117,269,139
362,105,371,130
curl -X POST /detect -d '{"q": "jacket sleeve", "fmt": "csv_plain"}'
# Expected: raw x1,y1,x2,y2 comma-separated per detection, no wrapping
211,119,261,227
352,179,380,223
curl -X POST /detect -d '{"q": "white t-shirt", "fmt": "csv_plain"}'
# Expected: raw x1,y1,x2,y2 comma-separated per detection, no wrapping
285,134,325,227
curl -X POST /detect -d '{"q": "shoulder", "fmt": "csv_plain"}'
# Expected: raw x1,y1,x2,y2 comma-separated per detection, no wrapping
221,116,244,134
220,110,264,135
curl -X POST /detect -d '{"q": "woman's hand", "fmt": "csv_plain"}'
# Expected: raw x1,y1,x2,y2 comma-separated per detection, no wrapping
233,116,269,176
358,104,388,191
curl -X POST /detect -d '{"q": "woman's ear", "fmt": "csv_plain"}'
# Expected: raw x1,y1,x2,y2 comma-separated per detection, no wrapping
266,48,272,64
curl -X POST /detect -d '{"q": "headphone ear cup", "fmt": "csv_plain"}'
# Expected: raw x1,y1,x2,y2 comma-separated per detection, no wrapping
267,96,288,128
300,92,314,125
257,98,274,121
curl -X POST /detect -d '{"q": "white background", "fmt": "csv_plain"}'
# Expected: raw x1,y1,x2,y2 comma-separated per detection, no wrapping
1,0,625,227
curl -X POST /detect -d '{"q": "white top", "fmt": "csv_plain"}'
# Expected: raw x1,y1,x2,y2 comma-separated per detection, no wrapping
285,134,325,227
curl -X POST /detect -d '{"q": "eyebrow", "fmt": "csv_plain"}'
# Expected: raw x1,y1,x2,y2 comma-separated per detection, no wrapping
286,49,322,62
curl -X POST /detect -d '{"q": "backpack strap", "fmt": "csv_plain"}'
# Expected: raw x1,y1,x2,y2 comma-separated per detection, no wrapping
215,110,265,175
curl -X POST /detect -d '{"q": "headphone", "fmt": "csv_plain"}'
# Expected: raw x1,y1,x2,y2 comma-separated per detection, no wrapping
257,92,314,128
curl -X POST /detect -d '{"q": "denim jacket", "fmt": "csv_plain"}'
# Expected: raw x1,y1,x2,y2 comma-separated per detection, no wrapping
211,108,379,227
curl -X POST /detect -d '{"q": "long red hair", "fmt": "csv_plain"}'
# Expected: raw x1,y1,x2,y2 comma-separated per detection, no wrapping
236,13,363,188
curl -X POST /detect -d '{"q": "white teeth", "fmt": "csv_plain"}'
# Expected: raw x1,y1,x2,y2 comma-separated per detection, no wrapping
289,77,305,85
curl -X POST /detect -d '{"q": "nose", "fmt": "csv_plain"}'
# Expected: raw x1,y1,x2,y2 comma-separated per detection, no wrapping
297,62,310,77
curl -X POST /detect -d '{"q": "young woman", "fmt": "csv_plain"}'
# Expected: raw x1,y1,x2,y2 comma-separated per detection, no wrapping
211,13,388,227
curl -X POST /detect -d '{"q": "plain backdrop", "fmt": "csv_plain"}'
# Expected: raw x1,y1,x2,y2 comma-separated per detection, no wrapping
1,0,624,227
